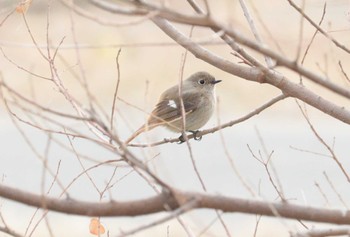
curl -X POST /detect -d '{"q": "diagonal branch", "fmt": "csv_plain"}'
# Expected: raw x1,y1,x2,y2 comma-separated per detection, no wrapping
82,0,350,100
151,17,350,124
129,93,287,147
287,0,350,55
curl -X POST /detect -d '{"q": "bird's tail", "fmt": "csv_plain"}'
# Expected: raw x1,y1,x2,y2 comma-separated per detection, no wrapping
124,122,159,145
124,125,146,145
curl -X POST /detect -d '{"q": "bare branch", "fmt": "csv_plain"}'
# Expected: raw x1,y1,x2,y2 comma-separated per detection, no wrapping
247,145,286,201
295,0,306,62
338,60,350,84
1,1,350,235
300,2,327,66
287,0,350,54
69,1,350,102
293,228,350,237
151,17,350,124
323,172,348,208
0,184,350,225
129,94,287,147
116,198,198,237
238,0,273,67
0,226,23,237
110,49,122,134
314,182,330,207
297,102,350,182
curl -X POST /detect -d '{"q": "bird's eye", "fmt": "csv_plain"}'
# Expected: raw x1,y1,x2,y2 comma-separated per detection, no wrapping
198,79,205,85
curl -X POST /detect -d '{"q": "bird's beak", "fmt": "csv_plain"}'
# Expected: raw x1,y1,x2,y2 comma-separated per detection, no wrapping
211,80,222,84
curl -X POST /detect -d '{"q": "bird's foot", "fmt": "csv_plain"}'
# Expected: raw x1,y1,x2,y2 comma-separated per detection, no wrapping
189,130,202,141
178,133,186,144
177,130,202,144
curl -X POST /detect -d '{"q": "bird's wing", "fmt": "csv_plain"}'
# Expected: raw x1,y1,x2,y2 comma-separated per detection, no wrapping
148,92,200,126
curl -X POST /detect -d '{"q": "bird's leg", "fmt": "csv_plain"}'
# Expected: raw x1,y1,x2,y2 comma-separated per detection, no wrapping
177,130,202,144
189,130,202,141
178,133,186,144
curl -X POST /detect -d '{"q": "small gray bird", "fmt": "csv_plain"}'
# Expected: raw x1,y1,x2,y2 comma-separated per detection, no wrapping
124,71,221,144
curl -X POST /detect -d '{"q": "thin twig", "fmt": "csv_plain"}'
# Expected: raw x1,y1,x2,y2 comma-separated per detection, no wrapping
59,160,121,197
0,209,23,237
0,226,23,237
300,2,327,65
255,127,285,199
129,94,287,147
197,215,219,236
314,182,330,207
247,145,286,201
253,215,262,237
295,0,305,62
289,146,331,158
69,8,95,111
238,0,273,67
323,172,348,208
287,0,350,54
28,157,61,237
66,134,101,195
110,49,122,135
22,14,49,61
338,60,350,83
117,199,198,237
216,98,255,197
0,47,51,80
0,8,16,27
300,2,327,84
178,26,206,191
297,102,350,182
248,0,285,55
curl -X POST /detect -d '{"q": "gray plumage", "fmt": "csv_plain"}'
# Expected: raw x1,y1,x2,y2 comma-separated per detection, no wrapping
124,71,221,144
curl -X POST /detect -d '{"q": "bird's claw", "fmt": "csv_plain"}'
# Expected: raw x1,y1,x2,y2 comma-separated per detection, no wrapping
177,130,202,144
189,130,202,141
178,134,186,144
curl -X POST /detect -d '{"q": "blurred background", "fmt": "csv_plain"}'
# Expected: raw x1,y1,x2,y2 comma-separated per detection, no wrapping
0,0,350,236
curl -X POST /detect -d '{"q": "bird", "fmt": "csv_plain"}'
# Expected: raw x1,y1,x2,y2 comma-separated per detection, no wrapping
124,71,221,144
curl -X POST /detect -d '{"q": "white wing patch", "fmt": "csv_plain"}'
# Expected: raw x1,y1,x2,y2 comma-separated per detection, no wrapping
167,100,177,109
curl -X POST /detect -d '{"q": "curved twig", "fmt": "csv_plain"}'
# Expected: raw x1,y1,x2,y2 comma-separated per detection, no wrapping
128,93,287,147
